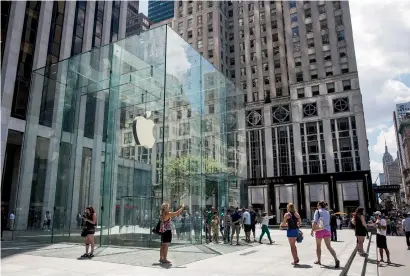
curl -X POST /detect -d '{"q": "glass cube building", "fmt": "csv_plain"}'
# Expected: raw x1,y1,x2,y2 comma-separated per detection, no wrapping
13,26,246,246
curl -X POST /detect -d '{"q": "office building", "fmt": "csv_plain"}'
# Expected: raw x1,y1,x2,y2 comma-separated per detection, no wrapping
170,0,373,219
148,0,175,23
126,12,152,36
398,112,410,204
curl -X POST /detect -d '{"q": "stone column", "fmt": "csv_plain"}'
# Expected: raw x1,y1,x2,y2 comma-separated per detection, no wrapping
305,184,311,220
15,1,54,230
118,1,128,40
1,1,26,175
357,181,366,213
292,123,303,175
337,182,344,213
264,106,274,177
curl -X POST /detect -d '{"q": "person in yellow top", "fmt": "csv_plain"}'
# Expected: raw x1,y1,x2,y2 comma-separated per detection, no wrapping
211,214,219,243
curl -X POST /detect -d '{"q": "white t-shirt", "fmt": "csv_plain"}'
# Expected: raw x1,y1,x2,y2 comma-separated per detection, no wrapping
376,218,387,236
10,213,15,220
243,211,251,225
403,217,410,232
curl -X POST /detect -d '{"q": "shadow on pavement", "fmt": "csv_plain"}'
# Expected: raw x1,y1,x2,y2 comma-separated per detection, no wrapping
294,264,313,269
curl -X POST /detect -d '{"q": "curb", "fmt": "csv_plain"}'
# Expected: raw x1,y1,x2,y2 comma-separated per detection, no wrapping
340,246,358,276
361,233,373,276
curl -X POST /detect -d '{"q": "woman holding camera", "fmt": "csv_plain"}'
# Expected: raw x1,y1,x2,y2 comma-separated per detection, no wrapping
159,202,184,264
81,206,97,258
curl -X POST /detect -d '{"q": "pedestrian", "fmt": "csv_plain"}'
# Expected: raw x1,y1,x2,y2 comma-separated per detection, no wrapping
230,207,242,245
351,207,367,256
372,211,391,264
76,212,82,229
192,211,202,241
249,206,258,242
223,209,232,244
211,214,219,243
259,212,274,244
9,211,15,231
390,219,398,236
242,208,251,242
43,211,51,231
219,208,225,241
336,216,341,231
402,212,410,250
80,206,97,258
281,203,301,265
158,202,184,264
311,202,340,268
1,207,7,241
330,210,338,241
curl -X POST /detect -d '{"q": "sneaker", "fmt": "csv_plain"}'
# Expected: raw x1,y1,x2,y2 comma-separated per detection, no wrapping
335,260,340,269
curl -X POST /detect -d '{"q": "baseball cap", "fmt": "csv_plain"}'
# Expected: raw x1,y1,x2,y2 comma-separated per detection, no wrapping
374,211,381,215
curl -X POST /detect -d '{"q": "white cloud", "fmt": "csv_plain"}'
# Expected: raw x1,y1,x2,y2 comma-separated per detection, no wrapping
367,124,389,134
372,125,397,156
370,160,383,183
377,80,410,103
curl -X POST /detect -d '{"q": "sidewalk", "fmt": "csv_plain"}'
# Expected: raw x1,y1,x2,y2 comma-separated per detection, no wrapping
1,228,358,276
377,236,409,276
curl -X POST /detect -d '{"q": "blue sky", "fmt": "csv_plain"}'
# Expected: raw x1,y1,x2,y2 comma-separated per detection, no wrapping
139,0,410,183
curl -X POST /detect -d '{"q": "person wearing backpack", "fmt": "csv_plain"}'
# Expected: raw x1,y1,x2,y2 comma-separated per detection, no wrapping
280,203,301,265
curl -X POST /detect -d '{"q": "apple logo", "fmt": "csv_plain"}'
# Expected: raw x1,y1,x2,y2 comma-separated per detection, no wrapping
132,111,155,149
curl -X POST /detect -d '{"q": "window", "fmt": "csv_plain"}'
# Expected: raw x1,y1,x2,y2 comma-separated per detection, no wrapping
249,15,255,24
320,19,327,30
306,23,313,33
239,42,245,51
239,18,244,26
208,1,213,8
305,8,311,18
343,80,351,91
291,13,297,23
306,38,314,48
208,49,213,58
261,24,267,32
274,60,280,69
333,1,341,10
260,12,265,22
250,40,255,48
339,47,347,58
198,40,203,48
262,36,267,45
240,55,245,63
325,66,333,76
327,83,335,93
178,22,183,31
273,47,280,56
229,45,234,53
230,58,235,66
239,30,244,38
272,33,278,41
311,70,318,80
197,15,202,24
208,37,214,47
341,63,349,73
242,81,247,89
252,92,259,102
309,54,316,63
197,27,203,36
250,27,255,35
324,51,331,61
209,104,215,114
337,30,345,41
271,20,278,29
297,88,305,99
333,98,349,113
263,63,269,71
319,5,326,14
251,52,256,61
262,49,268,58
187,30,192,39
264,76,270,85
289,1,296,9
312,85,320,96
249,3,254,11
295,57,302,67
207,12,213,22
275,74,281,83
335,15,343,26
296,72,303,82
241,68,246,76
208,24,213,33
294,41,301,52
303,103,317,117
292,27,299,37
188,7,193,15
238,6,243,15
322,34,329,44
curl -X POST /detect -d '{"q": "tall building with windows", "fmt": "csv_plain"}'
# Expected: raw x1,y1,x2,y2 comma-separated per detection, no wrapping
148,0,175,23
170,0,373,219
0,0,133,228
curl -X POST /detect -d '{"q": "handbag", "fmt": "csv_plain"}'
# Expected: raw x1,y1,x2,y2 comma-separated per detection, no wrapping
152,219,162,235
81,228,87,237
296,230,304,243
314,210,324,231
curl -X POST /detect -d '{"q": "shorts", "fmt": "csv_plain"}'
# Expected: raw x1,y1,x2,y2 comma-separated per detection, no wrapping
232,224,241,235
161,230,172,244
376,234,387,249
244,224,251,233
81,228,95,237
287,229,299,238
315,229,331,239
250,224,256,233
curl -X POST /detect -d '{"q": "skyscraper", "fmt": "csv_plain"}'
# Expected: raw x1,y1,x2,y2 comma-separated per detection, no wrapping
148,0,175,23
169,0,373,218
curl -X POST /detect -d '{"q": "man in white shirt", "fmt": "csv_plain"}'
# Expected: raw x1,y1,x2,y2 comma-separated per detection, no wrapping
9,212,15,231
373,211,391,263
242,209,251,242
402,212,410,250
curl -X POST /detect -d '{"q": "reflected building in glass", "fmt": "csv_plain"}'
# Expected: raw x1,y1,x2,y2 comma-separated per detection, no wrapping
10,25,246,246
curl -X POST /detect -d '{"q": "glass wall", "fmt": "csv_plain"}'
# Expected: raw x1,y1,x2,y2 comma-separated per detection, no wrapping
13,26,246,246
